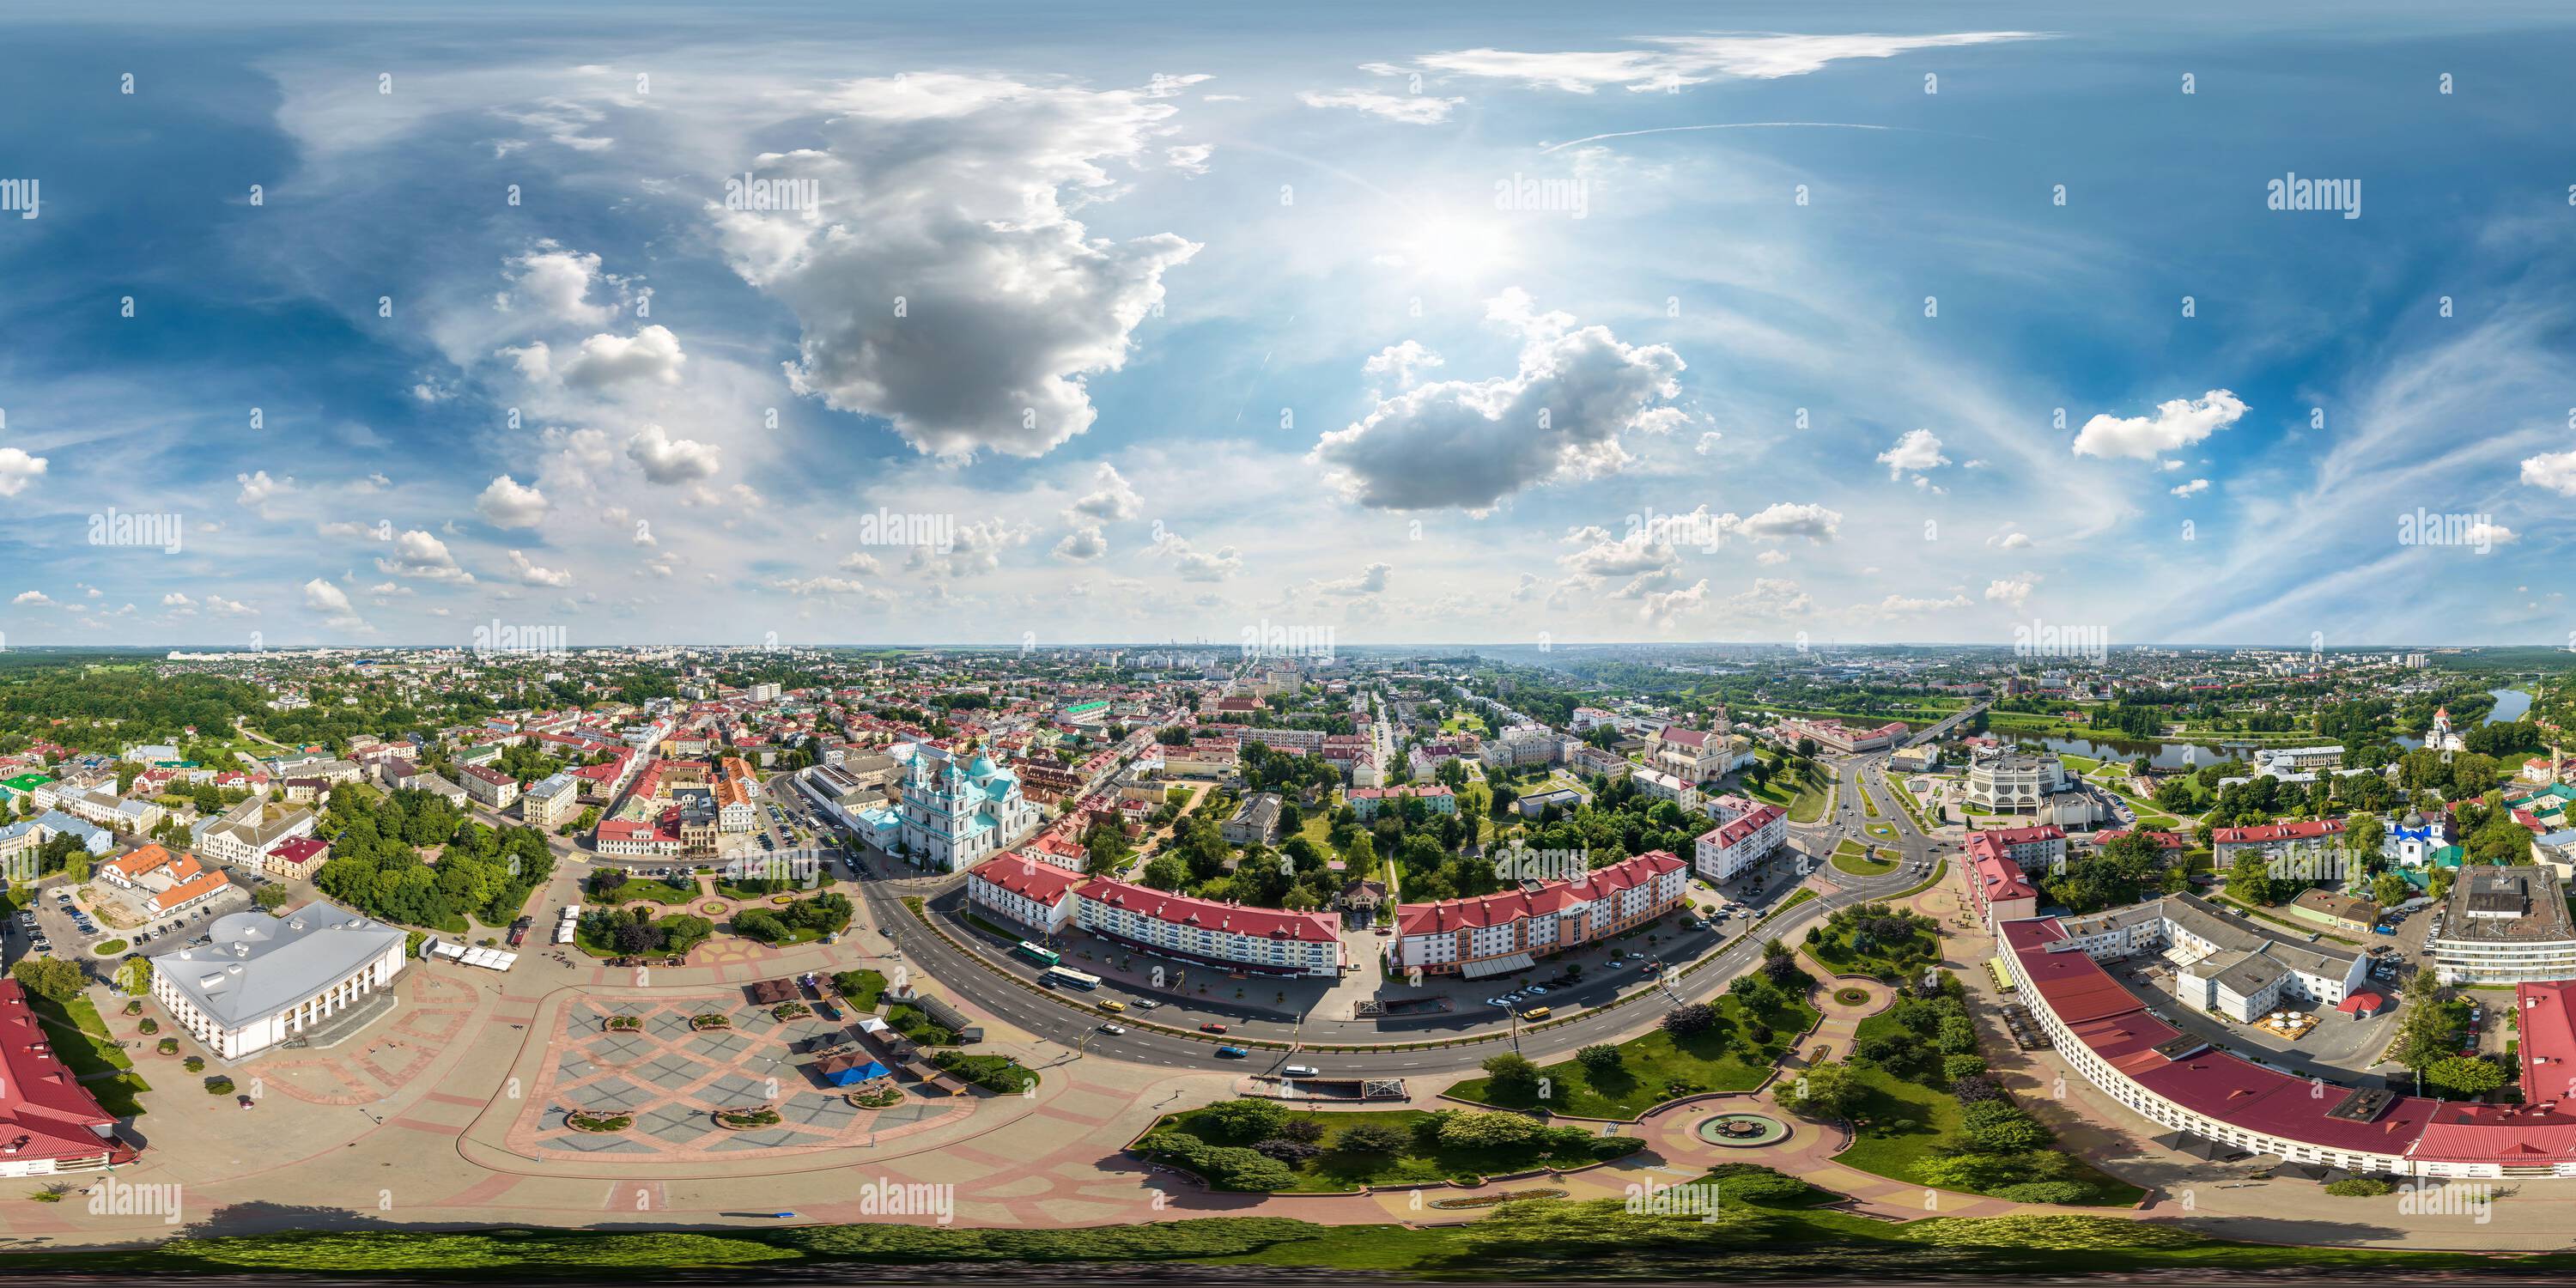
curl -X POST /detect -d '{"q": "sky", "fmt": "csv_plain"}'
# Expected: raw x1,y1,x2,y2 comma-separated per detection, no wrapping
3,0,2575,650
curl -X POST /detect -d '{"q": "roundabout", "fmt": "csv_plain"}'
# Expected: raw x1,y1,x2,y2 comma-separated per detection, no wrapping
1696,1111,1791,1148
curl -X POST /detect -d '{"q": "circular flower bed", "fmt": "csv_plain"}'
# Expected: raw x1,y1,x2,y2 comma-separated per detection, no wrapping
565,1110,630,1133
769,895,795,906
604,1016,643,1032
1832,987,1870,1007
155,1038,179,1056
699,901,727,915
93,939,128,956
848,1085,903,1109
1696,1112,1791,1148
690,1013,731,1030
714,1107,781,1129
770,1002,811,1021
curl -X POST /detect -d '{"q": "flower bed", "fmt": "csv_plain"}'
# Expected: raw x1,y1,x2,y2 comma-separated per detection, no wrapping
690,1013,731,1030
1426,1187,1567,1211
604,1015,643,1032
770,1002,811,1021
714,1107,781,1129
566,1110,631,1133
849,1085,903,1109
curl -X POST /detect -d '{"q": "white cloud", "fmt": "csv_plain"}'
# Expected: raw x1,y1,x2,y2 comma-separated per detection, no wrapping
206,595,257,617
500,244,619,325
1984,575,2040,609
1152,530,1243,581
507,550,574,587
301,577,364,628
1863,592,1973,618
1054,526,1109,562
907,519,1033,578
1720,578,1811,619
2072,389,2247,460
0,447,48,497
1987,531,2034,550
1313,289,1686,510
2466,519,2520,549
2170,477,2210,498
1694,431,1724,455
11,591,52,607
235,470,295,516
1066,463,1144,522
837,550,884,574
625,424,723,484
1410,33,2041,94
374,528,477,584
161,592,195,609
1875,428,1951,480
477,475,549,528
2522,449,2576,496
1755,549,1790,566
1362,340,1445,389
711,72,1201,459
1297,89,1463,125
1317,562,1393,595
1166,143,1213,174
1638,579,1709,627
558,325,686,387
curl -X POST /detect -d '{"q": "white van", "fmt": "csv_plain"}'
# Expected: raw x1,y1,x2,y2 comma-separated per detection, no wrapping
1283,1064,1319,1078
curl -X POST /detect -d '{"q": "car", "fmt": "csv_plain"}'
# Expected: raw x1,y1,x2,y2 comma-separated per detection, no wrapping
1213,1045,1249,1058
1485,997,1507,1007
237,1095,255,1109
1097,999,1127,1013
1131,999,1159,1011
1098,1024,1126,1036
1526,985,1549,995
1200,1022,1228,1034
1284,1064,1320,1077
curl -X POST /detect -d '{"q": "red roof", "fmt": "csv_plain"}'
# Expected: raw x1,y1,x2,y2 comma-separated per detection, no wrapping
2213,818,2346,844
969,854,1084,905
0,980,136,1166
2096,829,2190,850
1394,850,1685,938
1698,805,1786,849
2522,982,2576,1103
1974,854,2036,902
1076,878,1341,944
270,836,330,866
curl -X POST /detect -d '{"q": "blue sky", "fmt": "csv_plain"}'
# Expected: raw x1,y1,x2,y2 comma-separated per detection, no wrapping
3,1,2573,648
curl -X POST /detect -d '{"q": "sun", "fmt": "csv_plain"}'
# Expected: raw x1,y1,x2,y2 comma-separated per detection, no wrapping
1399,214,1514,281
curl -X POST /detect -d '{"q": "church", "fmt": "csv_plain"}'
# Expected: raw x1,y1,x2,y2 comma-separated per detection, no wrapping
2425,707,2467,756
865,741,1041,872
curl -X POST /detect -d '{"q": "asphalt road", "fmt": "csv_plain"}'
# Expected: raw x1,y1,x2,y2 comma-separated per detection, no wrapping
846,756,1946,1081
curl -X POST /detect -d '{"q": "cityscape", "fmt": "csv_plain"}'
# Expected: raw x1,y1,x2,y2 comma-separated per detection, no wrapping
5,1,2576,1285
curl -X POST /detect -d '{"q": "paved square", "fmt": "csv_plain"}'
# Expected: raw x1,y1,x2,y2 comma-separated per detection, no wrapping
508,993,969,1163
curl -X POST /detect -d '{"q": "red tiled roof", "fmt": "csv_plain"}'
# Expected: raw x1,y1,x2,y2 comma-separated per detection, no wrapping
2522,981,2576,1103
969,854,1084,904
1076,878,1341,944
0,981,134,1167
1393,850,1685,938
1697,805,1786,849
2212,818,2346,844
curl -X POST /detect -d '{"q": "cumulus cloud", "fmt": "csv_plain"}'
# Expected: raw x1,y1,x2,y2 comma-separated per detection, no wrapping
235,470,295,516
1166,143,1213,173
2522,449,2576,496
1720,578,1811,619
1875,428,1950,480
1151,530,1242,581
477,475,549,528
1316,562,1393,595
1984,575,2039,609
1362,340,1444,389
206,595,257,617
1297,89,1463,124
1066,463,1144,522
710,72,1202,459
374,529,476,584
1313,289,1686,510
1638,579,1709,627
625,424,723,484
161,592,195,609
11,591,53,607
907,519,1033,578
507,550,574,587
0,447,47,497
2072,389,2246,460
1863,592,1973,618
1408,32,2041,94
499,244,620,325
557,325,685,387
1694,431,1724,455
1986,530,2033,550
1054,526,1109,562
1755,548,1789,566
301,577,364,628
2170,477,2210,498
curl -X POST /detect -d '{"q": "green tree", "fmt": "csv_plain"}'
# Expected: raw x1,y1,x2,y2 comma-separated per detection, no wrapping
1198,1097,1291,1142
2425,1054,2506,1100
1479,1052,1542,1101
1958,1100,2050,1153
9,957,85,1005
1335,1121,1408,1155
1575,1043,1624,1077
1775,1060,1862,1120
2223,853,2277,906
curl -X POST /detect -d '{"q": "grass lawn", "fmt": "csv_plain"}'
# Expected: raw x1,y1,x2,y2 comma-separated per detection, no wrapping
1801,914,1938,979
599,878,698,905
1784,779,1831,823
1829,841,1898,877
1834,1013,2140,1206
1862,792,1880,818
29,994,149,1117
833,969,888,1011
1449,992,1817,1117
1152,1106,1637,1191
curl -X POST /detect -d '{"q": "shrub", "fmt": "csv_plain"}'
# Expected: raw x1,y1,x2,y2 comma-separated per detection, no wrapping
155,1038,179,1056
1662,1003,1717,1039
182,1056,204,1072
136,1018,160,1036
1575,1044,1623,1076
1989,1181,2095,1205
2325,1177,2397,1197
204,1076,236,1096
1251,1139,1321,1164
1336,1121,1408,1155
1277,1116,1327,1145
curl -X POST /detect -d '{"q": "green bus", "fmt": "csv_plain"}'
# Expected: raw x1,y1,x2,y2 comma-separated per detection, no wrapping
1014,940,1061,969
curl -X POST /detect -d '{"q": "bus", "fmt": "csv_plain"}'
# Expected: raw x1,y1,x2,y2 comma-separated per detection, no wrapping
1040,965,1103,991
1014,940,1061,969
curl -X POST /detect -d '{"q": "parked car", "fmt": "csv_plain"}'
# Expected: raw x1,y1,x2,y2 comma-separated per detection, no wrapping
1199,1022,1228,1035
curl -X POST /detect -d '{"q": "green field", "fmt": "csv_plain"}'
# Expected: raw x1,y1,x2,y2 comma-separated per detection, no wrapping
1829,842,1898,878
1832,1011,2140,1206
29,993,150,1118
1449,992,1817,1118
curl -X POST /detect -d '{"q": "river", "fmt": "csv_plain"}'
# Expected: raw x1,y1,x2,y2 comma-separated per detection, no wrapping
2015,687,2530,767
